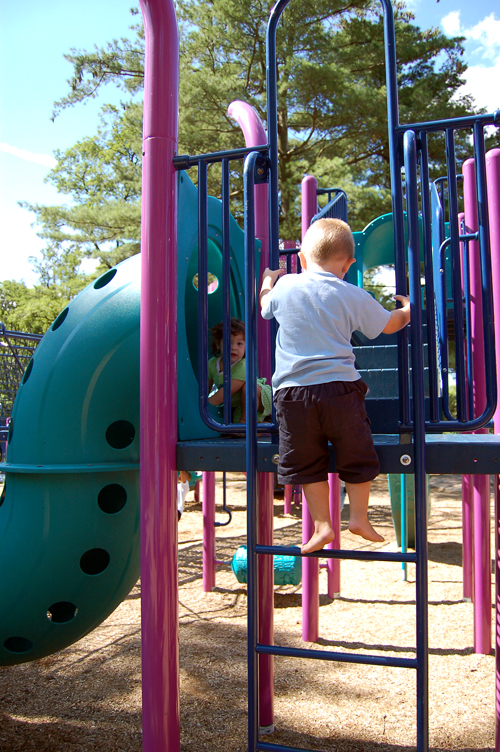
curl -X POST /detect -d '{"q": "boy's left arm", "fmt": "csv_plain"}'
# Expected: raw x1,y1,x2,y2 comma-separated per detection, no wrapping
259,267,283,309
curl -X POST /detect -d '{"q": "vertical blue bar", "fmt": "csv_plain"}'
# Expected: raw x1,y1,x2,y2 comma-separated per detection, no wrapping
418,131,439,422
198,162,210,422
404,129,429,752
221,158,232,426
244,152,260,752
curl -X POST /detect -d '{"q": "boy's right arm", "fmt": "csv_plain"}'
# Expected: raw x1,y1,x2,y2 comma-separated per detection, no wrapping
382,295,411,334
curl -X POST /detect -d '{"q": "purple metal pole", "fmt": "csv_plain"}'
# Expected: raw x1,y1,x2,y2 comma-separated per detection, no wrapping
202,471,216,592
327,473,341,597
228,101,274,730
459,206,474,601
301,175,318,240
486,148,500,747
139,0,179,750
462,474,473,600
257,472,275,731
301,175,320,642
284,485,292,515
227,101,270,382
463,157,492,655
302,493,319,642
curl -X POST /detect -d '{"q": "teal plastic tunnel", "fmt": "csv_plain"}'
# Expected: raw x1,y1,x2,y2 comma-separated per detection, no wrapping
0,171,251,665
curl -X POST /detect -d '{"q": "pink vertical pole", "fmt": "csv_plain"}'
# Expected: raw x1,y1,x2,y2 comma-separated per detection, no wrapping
463,157,492,655
228,101,270,381
327,473,341,597
258,472,275,730
139,1,179,750
462,474,473,600
301,175,318,240
227,101,274,730
485,148,500,746
284,484,292,514
301,494,319,642
202,471,216,592
459,207,474,601
300,175,320,642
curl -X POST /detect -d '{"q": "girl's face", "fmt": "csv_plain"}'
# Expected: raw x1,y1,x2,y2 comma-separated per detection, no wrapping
219,332,246,364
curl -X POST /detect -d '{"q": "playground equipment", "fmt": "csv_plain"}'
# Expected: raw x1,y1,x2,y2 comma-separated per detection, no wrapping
1,0,500,751
232,545,302,587
0,169,251,665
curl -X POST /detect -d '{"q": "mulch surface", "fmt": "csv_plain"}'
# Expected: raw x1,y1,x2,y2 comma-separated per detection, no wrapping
0,474,495,751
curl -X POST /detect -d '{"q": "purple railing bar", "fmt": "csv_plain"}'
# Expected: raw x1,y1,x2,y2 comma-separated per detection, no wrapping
138,0,179,750
300,174,320,643
463,157,492,655
202,471,216,592
284,485,292,515
301,175,318,236
228,101,271,382
327,473,341,597
486,148,500,748
302,496,319,642
258,472,275,730
462,475,473,600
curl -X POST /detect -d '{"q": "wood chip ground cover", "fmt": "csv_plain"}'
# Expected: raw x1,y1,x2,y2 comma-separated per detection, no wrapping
0,474,494,751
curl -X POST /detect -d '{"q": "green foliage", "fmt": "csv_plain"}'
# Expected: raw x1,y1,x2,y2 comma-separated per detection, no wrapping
11,0,492,334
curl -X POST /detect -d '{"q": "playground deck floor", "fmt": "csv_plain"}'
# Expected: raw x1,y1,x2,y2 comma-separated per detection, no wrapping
0,473,494,751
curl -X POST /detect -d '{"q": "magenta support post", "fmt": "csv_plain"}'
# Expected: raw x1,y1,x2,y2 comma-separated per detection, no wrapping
300,175,320,642
459,208,473,601
228,100,274,730
202,472,216,592
485,148,500,746
139,0,180,750
327,474,341,597
463,157,492,655
461,474,473,600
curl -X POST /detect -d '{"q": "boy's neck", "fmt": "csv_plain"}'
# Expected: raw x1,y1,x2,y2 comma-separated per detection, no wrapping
298,249,355,279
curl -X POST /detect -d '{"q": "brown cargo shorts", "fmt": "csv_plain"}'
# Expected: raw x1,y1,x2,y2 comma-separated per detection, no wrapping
273,379,380,486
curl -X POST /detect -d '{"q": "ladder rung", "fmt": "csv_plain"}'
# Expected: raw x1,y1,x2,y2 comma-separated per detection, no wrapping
256,643,418,669
255,544,417,564
257,742,323,752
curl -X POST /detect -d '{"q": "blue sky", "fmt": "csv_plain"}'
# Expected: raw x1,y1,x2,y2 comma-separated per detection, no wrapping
1,0,499,286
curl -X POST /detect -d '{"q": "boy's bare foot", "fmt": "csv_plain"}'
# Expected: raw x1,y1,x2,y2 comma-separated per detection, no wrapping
301,525,335,554
348,518,384,543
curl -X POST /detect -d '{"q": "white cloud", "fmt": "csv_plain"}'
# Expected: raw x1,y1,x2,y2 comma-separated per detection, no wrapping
0,143,57,169
466,13,500,60
441,11,461,37
459,58,500,113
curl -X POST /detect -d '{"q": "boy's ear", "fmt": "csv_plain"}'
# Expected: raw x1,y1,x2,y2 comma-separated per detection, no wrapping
298,251,307,270
342,257,356,274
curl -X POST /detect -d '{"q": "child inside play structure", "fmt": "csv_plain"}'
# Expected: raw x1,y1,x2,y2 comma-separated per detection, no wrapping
260,218,411,553
207,318,272,426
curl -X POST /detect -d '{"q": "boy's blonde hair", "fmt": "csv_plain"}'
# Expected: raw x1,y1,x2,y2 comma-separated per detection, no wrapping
302,218,355,265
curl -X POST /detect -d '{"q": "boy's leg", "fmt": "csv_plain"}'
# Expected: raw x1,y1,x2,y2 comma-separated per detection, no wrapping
301,480,336,553
345,481,384,542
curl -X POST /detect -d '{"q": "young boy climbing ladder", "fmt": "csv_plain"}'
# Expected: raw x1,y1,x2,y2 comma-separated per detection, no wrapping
260,218,411,553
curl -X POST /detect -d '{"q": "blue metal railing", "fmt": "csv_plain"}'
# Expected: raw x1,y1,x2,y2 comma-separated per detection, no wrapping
311,188,348,224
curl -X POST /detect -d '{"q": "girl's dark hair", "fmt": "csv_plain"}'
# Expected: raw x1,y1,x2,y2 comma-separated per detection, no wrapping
210,318,245,355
